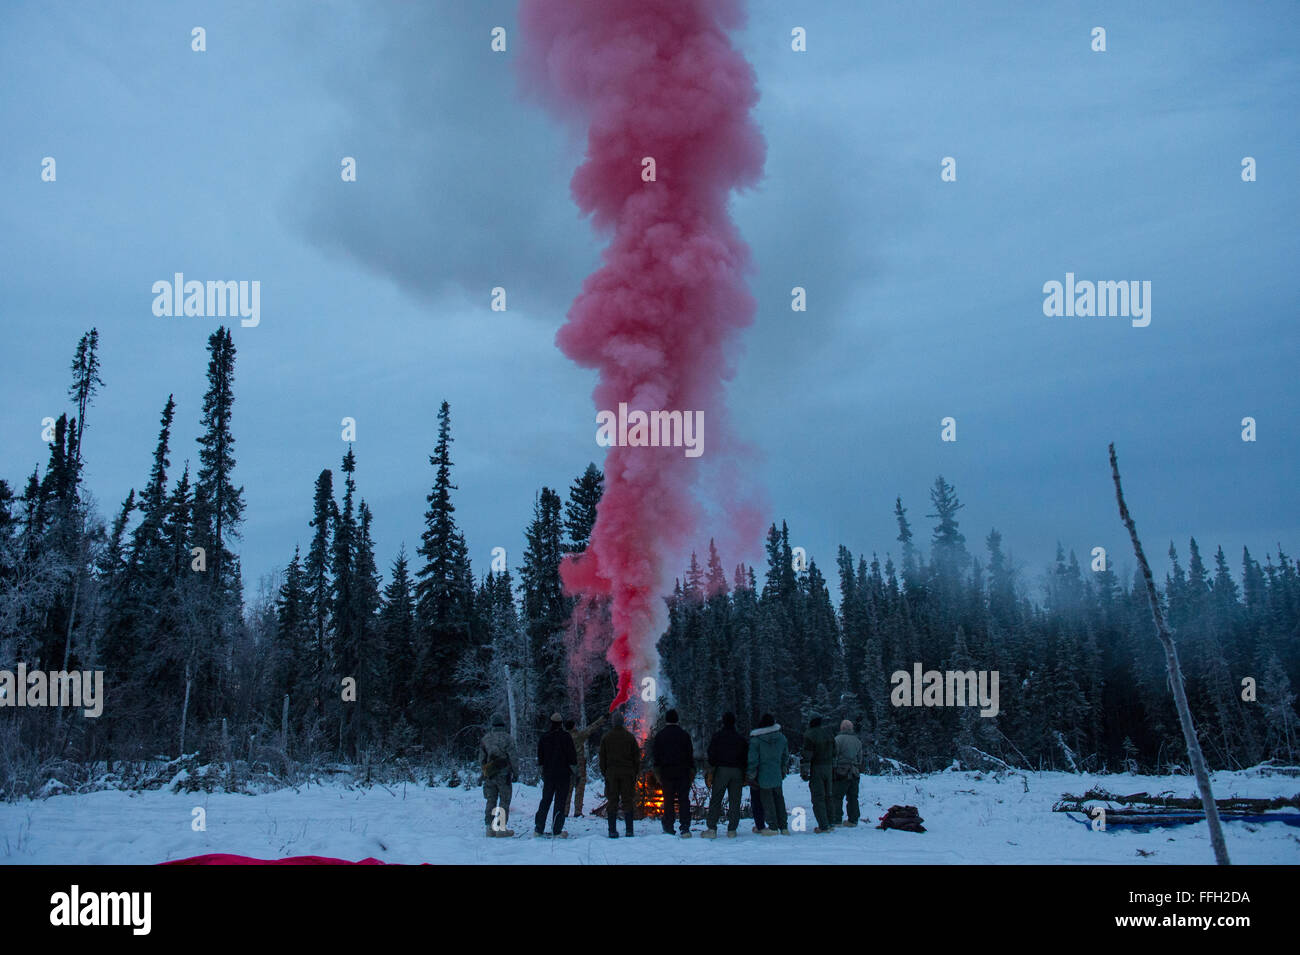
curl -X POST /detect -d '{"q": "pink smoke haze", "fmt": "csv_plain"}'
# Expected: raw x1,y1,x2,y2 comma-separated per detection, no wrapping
520,0,767,719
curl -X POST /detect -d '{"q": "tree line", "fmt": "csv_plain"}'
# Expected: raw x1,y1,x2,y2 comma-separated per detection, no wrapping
1,329,1296,796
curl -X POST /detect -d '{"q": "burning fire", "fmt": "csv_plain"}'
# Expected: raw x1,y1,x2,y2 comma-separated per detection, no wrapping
637,770,665,817
592,760,709,821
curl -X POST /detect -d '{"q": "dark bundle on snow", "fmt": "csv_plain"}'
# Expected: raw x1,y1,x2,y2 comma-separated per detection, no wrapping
877,805,926,832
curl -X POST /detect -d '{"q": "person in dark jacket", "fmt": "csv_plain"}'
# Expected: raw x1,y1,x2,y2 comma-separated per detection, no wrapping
651,709,695,837
535,713,578,837
747,713,789,834
598,710,640,838
703,712,748,838
801,715,837,833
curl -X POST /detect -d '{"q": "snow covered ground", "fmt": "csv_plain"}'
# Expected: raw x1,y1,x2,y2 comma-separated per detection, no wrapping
1,769,1296,865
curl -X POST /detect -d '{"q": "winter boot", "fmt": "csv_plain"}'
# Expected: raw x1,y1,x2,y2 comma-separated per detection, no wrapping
759,828,778,837
624,811,634,838
726,830,738,838
608,817,619,839
701,829,718,840
680,829,692,838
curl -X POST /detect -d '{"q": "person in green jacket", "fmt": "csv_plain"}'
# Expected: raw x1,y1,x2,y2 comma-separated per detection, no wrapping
746,713,789,835
598,710,641,838
801,715,836,833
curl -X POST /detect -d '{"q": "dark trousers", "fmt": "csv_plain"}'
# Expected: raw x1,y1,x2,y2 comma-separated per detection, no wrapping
534,773,571,835
750,784,765,829
759,785,787,831
660,772,692,832
809,765,833,829
605,774,635,831
706,767,744,831
832,773,860,824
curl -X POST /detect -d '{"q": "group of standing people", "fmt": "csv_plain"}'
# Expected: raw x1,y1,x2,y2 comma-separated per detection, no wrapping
665,710,864,838
478,708,865,840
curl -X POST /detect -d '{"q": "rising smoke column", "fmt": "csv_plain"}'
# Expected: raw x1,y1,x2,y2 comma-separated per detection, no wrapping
520,0,766,718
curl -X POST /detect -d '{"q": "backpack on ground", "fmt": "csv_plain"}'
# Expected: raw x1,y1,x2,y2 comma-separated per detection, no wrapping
877,804,926,832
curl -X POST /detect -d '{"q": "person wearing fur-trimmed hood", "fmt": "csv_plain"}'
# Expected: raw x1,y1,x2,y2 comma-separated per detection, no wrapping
746,714,789,834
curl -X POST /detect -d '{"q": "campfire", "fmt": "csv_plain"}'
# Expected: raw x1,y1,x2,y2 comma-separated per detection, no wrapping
592,768,710,820
590,769,664,820
637,770,665,818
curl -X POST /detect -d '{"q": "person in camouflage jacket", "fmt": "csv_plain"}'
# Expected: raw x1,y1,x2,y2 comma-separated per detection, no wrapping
478,716,518,836
566,713,607,817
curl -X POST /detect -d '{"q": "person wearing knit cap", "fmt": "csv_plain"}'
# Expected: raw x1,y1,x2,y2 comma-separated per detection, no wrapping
535,713,577,837
702,712,748,838
478,715,517,837
831,719,864,827
801,715,837,833
599,710,640,838
651,709,696,836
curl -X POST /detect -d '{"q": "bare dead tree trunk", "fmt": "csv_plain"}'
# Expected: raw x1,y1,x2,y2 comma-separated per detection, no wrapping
180,662,193,758
1109,443,1230,865
221,717,230,781
504,664,518,743
61,574,79,671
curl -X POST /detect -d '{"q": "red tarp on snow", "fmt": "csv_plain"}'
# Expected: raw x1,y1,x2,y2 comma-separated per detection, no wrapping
162,854,395,865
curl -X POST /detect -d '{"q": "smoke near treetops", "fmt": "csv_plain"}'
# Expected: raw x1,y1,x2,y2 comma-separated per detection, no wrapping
519,0,768,723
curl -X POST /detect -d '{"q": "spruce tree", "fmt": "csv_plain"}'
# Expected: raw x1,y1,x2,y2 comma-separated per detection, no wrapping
331,448,359,750
927,475,968,590
304,469,334,719
380,546,417,731
192,327,244,599
353,501,385,755
274,546,309,736
894,496,919,594
129,396,176,573
188,326,244,742
66,328,103,470
519,487,568,723
413,401,474,747
564,463,603,552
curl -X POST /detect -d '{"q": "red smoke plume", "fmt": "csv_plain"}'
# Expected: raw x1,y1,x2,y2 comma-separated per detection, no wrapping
520,0,766,716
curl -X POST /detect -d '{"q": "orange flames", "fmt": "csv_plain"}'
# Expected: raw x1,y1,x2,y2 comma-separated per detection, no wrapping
636,770,665,817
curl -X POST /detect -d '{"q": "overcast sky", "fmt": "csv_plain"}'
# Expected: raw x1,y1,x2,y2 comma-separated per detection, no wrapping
2,0,1297,606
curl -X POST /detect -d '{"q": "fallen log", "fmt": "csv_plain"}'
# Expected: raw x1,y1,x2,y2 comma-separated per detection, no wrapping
1053,788,1300,813
1063,809,1300,831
